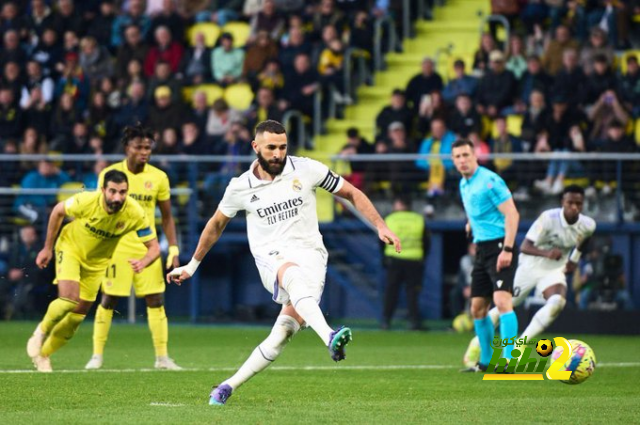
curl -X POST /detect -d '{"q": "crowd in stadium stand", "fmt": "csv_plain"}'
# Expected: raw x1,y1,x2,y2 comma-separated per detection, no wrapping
346,0,640,202
0,0,639,214
0,0,421,223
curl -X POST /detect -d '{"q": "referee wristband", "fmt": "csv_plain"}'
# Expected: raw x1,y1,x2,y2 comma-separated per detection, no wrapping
184,258,201,276
569,249,582,263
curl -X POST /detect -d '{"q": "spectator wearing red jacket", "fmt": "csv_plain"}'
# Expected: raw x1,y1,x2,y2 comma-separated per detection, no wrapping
144,25,183,77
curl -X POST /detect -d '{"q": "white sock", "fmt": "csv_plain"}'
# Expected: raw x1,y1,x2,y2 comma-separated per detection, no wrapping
282,266,333,345
223,315,299,390
520,294,566,340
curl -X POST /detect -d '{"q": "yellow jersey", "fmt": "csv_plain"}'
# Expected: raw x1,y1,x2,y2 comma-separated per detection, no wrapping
318,48,344,75
57,191,154,263
98,160,170,254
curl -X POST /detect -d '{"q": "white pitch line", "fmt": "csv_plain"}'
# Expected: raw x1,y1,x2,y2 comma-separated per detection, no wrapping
150,402,185,407
1,362,637,374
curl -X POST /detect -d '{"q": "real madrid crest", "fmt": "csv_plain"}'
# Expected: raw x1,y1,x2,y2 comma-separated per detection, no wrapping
292,178,302,192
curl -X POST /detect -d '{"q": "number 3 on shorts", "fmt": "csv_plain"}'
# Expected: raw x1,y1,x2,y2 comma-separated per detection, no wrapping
57,251,63,264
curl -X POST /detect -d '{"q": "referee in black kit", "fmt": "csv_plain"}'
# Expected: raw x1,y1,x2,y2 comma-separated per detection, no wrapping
451,139,520,372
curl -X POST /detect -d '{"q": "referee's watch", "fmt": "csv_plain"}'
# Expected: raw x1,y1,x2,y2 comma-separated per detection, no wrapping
502,246,514,253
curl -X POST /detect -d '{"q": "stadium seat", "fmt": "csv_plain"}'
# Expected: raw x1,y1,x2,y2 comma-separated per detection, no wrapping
221,21,251,48
182,84,224,106
187,22,220,48
175,182,191,207
489,115,523,139
57,182,85,203
506,114,523,137
620,50,640,74
198,84,225,105
224,83,254,111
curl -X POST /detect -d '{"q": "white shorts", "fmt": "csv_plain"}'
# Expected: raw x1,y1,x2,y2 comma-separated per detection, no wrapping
253,247,328,305
513,264,566,306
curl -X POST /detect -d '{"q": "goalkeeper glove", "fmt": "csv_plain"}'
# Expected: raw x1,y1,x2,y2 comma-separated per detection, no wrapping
166,245,180,269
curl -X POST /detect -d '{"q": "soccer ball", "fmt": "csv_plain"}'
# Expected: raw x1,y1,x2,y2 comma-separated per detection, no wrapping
452,313,473,333
536,339,554,357
550,339,597,385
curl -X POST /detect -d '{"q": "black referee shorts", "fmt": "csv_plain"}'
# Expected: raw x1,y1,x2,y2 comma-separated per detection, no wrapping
470,238,518,298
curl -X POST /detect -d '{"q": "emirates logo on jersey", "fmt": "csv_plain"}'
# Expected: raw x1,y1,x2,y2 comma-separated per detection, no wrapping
257,197,303,225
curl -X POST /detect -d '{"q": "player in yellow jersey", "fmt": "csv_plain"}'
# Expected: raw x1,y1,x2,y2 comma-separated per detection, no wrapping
84,124,182,370
27,170,160,372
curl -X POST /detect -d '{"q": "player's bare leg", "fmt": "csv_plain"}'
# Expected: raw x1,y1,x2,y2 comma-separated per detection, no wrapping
520,284,566,340
210,304,302,405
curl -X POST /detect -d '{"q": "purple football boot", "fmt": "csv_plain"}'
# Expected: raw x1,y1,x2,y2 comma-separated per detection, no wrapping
328,326,353,362
209,384,233,406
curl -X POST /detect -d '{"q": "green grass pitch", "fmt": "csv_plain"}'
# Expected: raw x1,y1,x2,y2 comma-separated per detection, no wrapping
1,322,639,424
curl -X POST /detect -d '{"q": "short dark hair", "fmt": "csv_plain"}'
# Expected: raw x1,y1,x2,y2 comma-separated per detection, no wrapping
593,54,608,64
121,122,154,147
626,55,638,65
562,184,584,198
609,120,625,129
346,127,359,138
452,139,473,150
255,120,286,136
103,170,128,188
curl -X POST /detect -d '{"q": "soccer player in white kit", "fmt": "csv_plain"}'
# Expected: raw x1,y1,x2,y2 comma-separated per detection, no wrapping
168,120,401,405
463,185,595,366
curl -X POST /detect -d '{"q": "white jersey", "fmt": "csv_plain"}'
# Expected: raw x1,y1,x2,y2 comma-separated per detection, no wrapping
218,156,344,257
519,208,596,271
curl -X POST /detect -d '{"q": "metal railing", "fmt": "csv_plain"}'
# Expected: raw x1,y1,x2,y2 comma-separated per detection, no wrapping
1,152,639,321
282,110,306,146
481,14,511,52
330,152,640,224
403,0,412,40
343,47,370,104
374,16,398,71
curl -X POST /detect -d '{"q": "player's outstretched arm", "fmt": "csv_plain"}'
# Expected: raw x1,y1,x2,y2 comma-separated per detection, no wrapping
166,209,232,285
334,180,402,253
129,238,161,273
36,201,66,269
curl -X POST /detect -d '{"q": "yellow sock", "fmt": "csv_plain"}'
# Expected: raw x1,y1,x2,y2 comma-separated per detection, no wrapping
41,312,86,357
147,306,168,357
40,298,78,334
93,305,114,356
